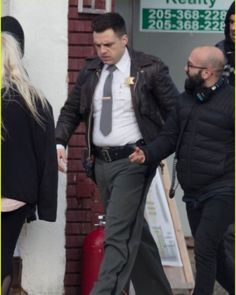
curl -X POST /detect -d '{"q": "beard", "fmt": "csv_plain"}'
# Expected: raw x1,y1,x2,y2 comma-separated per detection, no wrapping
184,71,205,95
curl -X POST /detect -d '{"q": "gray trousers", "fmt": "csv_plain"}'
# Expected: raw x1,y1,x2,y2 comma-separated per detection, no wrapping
90,158,172,295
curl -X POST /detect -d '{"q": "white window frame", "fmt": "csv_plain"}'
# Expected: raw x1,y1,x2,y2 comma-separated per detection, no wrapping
78,0,112,14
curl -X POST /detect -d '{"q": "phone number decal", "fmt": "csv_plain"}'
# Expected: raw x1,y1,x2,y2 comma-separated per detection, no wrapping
142,9,226,32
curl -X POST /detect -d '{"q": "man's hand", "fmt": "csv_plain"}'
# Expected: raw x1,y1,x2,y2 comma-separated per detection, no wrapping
57,147,67,173
129,147,146,164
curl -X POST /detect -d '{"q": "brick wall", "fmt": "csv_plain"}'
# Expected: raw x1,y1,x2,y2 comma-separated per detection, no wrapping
65,0,116,294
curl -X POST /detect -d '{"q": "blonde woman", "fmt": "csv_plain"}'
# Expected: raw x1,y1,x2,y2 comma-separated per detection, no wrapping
1,32,58,294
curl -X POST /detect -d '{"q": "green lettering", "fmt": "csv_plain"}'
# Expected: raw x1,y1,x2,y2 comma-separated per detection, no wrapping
209,0,216,8
166,0,178,4
166,0,215,8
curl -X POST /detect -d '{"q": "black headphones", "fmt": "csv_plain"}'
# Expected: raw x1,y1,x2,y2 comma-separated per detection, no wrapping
195,78,225,102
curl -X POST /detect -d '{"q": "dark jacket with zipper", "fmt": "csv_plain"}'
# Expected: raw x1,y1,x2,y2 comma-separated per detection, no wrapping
55,48,179,154
143,82,234,196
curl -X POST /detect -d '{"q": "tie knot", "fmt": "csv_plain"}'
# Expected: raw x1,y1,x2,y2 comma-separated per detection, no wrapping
107,65,117,73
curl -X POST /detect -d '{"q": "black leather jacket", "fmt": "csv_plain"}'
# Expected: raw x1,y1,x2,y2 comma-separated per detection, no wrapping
56,48,179,154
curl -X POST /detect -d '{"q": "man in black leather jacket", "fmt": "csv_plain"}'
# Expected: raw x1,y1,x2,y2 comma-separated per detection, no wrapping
130,46,234,295
56,13,178,295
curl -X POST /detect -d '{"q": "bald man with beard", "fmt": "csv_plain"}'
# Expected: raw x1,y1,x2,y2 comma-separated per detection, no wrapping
129,46,234,295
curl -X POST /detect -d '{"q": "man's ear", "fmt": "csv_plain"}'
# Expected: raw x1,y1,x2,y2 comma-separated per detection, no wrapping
202,68,212,80
121,34,128,46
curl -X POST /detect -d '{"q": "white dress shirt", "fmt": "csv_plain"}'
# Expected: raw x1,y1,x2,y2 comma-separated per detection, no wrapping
93,48,142,147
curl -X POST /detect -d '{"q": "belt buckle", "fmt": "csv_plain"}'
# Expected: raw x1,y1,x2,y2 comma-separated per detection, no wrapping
101,148,112,162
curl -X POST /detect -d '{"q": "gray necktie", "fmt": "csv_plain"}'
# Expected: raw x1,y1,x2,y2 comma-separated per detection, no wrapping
100,65,117,136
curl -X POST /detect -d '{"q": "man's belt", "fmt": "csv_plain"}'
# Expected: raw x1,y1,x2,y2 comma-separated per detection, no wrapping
94,139,145,163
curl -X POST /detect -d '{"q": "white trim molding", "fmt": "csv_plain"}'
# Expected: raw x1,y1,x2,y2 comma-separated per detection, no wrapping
78,0,111,14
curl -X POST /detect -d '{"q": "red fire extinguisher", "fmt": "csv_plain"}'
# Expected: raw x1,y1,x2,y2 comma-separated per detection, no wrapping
81,215,105,295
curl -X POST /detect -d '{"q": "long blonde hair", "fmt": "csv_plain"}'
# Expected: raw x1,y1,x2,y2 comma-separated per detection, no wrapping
2,32,49,125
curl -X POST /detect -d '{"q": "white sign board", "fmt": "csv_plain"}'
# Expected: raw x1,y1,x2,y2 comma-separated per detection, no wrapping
145,169,182,267
141,0,232,32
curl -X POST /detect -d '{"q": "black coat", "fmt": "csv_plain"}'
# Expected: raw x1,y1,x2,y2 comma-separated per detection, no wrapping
143,83,234,195
55,48,179,152
2,89,58,222
215,2,235,87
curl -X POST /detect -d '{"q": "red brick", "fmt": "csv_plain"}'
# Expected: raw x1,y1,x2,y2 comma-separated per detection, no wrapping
77,123,86,133
68,147,83,159
66,210,91,222
66,235,84,248
68,83,76,93
68,71,80,84
76,181,95,197
66,261,81,273
67,173,79,184
69,0,77,6
64,286,81,295
69,33,93,45
95,0,107,9
66,248,81,261
66,223,92,235
67,197,80,209
77,174,90,183
91,202,104,213
66,124,85,136
80,198,92,209
69,6,80,18
69,45,95,58
67,160,84,172
64,273,80,285
84,0,93,6
92,189,101,200
68,58,86,71
70,173,88,186
69,20,92,32
69,134,86,146
67,184,77,196
67,196,87,210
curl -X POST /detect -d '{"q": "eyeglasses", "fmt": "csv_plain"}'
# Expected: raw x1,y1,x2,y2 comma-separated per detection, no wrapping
186,61,207,70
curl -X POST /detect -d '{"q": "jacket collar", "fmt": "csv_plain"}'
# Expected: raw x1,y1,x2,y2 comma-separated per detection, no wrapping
128,47,155,68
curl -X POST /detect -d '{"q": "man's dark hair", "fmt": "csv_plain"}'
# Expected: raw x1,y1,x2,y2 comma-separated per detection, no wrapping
91,13,127,37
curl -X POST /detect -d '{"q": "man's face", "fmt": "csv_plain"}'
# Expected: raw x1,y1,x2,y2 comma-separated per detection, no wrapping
93,29,128,65
184,51,206,91
229,14,235,43
185,57,205,82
